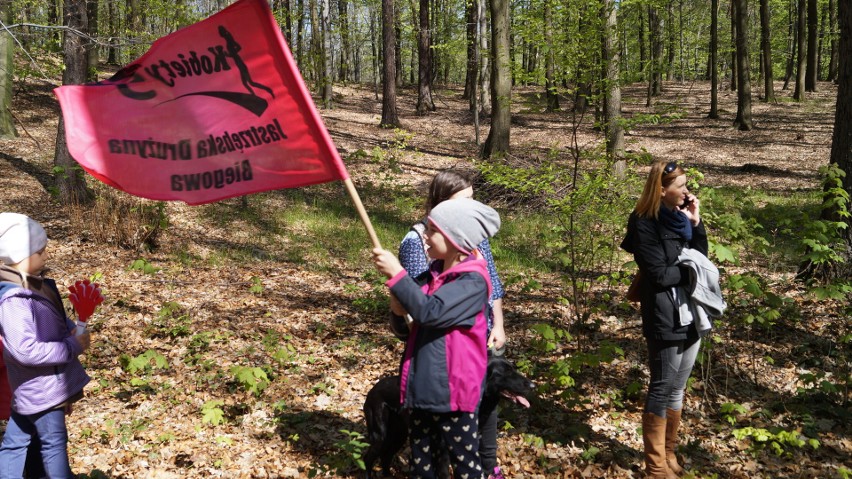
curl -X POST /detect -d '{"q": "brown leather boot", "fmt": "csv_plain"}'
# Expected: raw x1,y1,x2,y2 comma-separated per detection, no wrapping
643,413,677,479
665,408,684,476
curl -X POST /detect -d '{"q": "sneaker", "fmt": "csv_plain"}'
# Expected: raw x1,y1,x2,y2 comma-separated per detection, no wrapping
488,466,506,479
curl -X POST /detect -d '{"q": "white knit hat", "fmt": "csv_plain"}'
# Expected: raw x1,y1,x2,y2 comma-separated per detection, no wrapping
0,213,48,264
428,198,501,254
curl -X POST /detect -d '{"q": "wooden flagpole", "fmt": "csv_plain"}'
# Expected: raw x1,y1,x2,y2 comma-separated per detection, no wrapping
343,178,382,250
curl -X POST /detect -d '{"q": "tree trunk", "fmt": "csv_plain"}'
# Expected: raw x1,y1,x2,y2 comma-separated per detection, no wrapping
709,0,719,118
666,0,675,82
639,7,646,82
380,0,401,127
416,0,435,114
0,0,16,139
760,0,775,101
733,0,753,131
730,1,737,91
478,0,490,116
395,6,402,87
106,0,118,64
650,5,662,96
828,0,852,239
338,0,350,84
783,0,796,89
295,0,305,67
280,0,292,45
482,0,510,158
320,0,333,107
56,0,92,205
806,0,818,91
794,0,807,99
86,0,98,81
463,0,477,101
828,0,838,82
603,0,623,170
544,0,558,112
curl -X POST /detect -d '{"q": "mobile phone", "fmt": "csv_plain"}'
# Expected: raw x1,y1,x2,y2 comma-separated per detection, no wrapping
681,197,693,208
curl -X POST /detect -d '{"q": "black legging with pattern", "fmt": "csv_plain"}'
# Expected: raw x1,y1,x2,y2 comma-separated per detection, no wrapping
409,409,483,479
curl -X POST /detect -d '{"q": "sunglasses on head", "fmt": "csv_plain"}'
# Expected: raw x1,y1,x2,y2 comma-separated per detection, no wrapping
663,162,678,175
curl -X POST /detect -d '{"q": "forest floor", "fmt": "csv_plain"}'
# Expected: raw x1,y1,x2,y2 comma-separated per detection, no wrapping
1,76,850,479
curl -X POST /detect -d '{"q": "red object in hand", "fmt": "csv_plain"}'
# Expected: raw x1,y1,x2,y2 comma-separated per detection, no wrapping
68,279,104,323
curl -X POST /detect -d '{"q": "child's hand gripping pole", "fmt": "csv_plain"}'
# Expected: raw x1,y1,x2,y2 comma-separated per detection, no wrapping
68,280,104,336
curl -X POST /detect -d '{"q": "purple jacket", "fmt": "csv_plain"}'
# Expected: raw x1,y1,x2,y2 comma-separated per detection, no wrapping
388,256,491,413
0,280,89,415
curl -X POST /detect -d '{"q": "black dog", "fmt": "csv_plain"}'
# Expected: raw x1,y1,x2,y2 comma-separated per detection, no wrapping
363,354,534,478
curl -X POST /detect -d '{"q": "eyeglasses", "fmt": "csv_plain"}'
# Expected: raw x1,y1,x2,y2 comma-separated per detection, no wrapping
663,162,678,175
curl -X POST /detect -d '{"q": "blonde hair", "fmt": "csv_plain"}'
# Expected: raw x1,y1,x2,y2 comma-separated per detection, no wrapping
635,161,685,219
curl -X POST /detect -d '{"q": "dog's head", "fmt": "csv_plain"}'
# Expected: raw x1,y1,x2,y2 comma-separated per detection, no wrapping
486,355,534,408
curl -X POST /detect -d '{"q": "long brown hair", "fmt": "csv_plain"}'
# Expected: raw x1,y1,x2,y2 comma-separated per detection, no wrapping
426,170,473,214
635,161,684,219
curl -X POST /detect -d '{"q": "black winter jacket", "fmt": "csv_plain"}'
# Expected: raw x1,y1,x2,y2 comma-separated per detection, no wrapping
621,211,709,341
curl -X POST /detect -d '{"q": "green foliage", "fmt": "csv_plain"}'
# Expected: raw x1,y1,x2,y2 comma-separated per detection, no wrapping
720,402,748,426
249,276,264,294
344,269,391,314
201,400,226,426
128,259,160,275
725,272,793,330
307,430,369,477
370,129,414,174
732,426,819,457
617,109,685,135
230,365,270,397
789,164,851,294
146,301,191,338
120,349,169,375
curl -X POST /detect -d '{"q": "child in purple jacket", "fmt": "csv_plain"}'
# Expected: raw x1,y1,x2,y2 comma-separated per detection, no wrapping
0,213,90,479
372,198,500,479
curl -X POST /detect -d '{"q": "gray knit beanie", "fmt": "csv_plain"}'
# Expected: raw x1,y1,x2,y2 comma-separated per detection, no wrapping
428,198,501,254
0,213,48,264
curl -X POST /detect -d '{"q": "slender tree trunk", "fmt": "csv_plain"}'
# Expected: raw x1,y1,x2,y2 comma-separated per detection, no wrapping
709,0,719,118
666,0,675,82
651,5,662,96
730,1,738,91
48,0,61,51
464,0,477,101
416,0,435,114
544,0,558,112
395,5,403,87
483,0,510,158
107,0,118,64
320,0,333,107
0,0,16,138
829,0,851,236
339,0,350,84
828,0,838,81
760,0,775,101
783,0,796,89
85,0,98,81
794,0,807,99
603,0,623,171
806,0,818,91
733,0,753,131
296,0,305,67
478,0,490,116
280,0,292,45
56,0,92,205
381,0,401,127
639,7,646,82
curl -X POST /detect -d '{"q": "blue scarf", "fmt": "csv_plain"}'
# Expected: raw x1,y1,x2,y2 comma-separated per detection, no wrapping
659,206,692,241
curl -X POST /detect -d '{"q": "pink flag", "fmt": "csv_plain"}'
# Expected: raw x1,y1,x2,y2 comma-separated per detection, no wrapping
54,0,348,205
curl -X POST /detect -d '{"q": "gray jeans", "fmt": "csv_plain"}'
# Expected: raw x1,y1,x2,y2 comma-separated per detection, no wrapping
645,337,701,417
